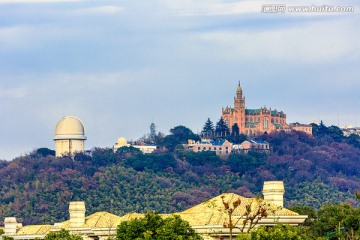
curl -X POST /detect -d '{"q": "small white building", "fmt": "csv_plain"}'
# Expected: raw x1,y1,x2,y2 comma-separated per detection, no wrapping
113,137,156,154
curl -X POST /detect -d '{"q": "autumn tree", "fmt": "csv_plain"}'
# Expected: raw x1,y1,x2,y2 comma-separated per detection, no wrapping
218,196,275,240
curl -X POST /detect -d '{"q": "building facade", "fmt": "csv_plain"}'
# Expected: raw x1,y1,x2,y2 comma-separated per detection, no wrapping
186,139,233,155
222,83,287,135
222,83,312,136
1,181,307,240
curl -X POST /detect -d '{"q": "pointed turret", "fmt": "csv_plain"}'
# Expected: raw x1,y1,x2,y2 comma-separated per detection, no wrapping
236,81,242,99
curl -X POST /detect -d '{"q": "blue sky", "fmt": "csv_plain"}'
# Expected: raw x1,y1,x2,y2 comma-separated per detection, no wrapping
0,0,359,160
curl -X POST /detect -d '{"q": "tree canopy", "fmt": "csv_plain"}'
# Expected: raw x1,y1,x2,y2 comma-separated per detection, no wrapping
116,211,203,240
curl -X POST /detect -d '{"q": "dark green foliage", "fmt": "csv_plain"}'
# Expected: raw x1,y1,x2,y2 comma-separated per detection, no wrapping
169,125,200,143
228,151,266,173
224,134,247,144
289,206,316,227
202,118,215,134
116,146,142,160
243,224,308,240
178,151,222,167
215,117,230,136
122,154,176,172
231,123,239,135
0,228,4,235
44,229,82,240
311,204,360,238
116,211,203,240
346,134,360,148
160,135,180,152
35,148,55,157
91,147,118,166
2,236,14,240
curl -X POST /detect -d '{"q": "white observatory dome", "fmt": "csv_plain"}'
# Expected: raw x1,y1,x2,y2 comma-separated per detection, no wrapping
116,137,128,146
54,116,87,140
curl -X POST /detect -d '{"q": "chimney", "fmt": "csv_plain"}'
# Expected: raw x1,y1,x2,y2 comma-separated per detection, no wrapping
4,217,19,235
262,181,285,207
69,201,86,228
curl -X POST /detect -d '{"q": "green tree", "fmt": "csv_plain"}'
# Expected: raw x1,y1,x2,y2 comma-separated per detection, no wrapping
170,125,199,143
2,236,15,240
44,229,82,240
202,118,215,136
232,123,240,135
116,211,203,240
311,204,360,238
289,206,316,227
215,117,230,136
242,224,308,240
0,229,4,235
35,148,56,157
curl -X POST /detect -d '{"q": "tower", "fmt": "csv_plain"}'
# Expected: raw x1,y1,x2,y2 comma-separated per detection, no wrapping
54,116,87,157
234,82,245,110
150,122,156,140
234,82,246,133
262,181,285,207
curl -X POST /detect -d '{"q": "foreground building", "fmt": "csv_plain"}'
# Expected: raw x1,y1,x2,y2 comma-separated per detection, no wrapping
2,181,307,240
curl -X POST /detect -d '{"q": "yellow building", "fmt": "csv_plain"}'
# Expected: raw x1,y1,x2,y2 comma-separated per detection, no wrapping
54,116,87,157
2,181,307,240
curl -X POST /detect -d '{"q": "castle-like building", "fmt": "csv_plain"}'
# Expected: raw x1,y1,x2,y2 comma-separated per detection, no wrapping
222,83,311,135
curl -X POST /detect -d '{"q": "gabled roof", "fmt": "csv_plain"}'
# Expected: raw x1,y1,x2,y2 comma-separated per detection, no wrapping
16,225,52,235
245,109,261,114
177,193,298,226
250,140,269,144
59,211,122,228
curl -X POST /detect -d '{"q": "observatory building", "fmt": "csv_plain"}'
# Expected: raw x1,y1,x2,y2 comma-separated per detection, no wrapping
54,116,87,157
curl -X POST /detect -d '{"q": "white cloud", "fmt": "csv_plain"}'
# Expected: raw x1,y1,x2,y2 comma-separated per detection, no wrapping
0,0,81,3
194,18,359,65
72,6,124,15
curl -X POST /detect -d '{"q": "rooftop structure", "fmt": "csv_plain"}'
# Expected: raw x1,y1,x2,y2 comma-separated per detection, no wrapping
53,116,86,157
2,181,306,240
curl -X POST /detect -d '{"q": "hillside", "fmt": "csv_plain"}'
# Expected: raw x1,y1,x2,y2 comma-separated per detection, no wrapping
0,125,360,225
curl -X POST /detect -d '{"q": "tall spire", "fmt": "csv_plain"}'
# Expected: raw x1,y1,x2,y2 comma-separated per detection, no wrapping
236,81,242,98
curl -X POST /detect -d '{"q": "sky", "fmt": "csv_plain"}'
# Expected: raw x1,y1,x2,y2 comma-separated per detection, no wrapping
0,0,359,160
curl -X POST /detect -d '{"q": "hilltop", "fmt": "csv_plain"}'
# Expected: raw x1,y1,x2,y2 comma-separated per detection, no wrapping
0,122,360,225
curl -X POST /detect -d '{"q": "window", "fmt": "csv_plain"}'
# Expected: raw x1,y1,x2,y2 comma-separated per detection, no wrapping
198,147,200,150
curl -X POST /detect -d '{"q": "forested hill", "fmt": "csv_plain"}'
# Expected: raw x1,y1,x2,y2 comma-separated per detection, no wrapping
0,123,360,225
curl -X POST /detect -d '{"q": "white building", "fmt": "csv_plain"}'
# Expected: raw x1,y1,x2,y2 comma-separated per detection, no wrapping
54,116,87,157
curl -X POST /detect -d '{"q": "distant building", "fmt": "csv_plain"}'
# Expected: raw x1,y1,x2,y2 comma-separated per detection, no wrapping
187,139,233,155
2,181,307,240
340,126,360,137
113,137,156,154
222,83,312,136
233,140,270,154
53,116,87,157
288,123,313,135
